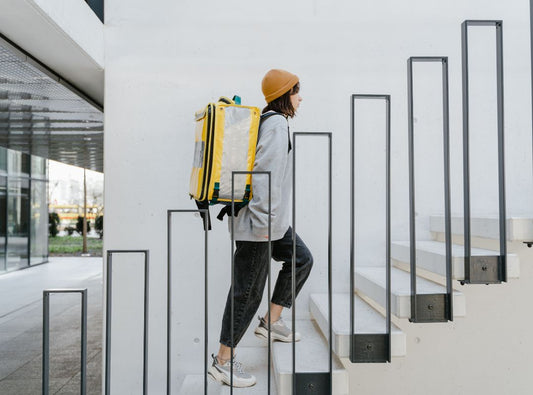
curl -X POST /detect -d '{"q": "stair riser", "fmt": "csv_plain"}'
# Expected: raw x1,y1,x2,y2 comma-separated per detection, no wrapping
275,371,349,395
309,295,407,359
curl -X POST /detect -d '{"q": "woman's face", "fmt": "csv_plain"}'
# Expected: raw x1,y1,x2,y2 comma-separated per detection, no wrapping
290,91,302,112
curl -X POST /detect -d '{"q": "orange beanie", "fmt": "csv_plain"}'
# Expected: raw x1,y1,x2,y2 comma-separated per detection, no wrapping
261,69,299,103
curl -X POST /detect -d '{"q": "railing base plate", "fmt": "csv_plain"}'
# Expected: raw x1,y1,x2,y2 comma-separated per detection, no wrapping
462,255,505,285
350,333,390,363
409,294,450,323
294,372,331,394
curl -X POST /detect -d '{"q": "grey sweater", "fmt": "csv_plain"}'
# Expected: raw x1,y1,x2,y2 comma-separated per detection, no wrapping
229,112,292,241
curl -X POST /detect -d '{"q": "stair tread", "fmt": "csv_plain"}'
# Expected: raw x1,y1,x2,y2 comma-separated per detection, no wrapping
272,319,349,394
355,266,466,318
357,266,462,296
179,376,277,395
309,293,406,358
272,319,345,373
391,240,519,279
392,240,514,257
310,293,402,334
429,215,533,241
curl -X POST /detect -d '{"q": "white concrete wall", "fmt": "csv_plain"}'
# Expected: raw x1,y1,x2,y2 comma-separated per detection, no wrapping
103,0,533,393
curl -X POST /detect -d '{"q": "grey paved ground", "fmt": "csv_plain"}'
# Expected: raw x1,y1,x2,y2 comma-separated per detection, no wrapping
0,258,103,394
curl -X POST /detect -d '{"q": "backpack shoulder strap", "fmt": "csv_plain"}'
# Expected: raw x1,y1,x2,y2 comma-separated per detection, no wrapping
259,112,291,153
260,111,285,123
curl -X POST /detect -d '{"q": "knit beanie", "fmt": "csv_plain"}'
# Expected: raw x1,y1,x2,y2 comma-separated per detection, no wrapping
261,69,299,103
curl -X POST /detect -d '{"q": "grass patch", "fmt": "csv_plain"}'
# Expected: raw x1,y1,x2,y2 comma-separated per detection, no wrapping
49,236,103,256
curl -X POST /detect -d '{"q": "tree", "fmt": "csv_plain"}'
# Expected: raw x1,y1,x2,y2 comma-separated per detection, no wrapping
95,215,103,239
76,216,91,234
49,213,60,237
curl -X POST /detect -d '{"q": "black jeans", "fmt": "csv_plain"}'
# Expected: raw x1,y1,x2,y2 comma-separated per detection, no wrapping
219,227,313,347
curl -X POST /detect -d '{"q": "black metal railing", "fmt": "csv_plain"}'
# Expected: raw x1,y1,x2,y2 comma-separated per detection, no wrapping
231,171,272,394
105,250,149,395
292,132,333,393
42,289,88,395
461,20,507,284
407,57,453,322
166,210,208,395
350,94,391,362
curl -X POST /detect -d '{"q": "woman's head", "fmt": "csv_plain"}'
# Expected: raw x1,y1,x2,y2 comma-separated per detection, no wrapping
261,69,302,118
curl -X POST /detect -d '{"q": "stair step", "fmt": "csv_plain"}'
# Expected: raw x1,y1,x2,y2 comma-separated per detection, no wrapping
179,375,218,395
391,240,520,280
179,347,276,394
430,215,533,241
356,266,466,319
309,293,406,358
272,319,349,395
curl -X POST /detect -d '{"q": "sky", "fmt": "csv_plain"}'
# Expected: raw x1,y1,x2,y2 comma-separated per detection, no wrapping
48,160,104,207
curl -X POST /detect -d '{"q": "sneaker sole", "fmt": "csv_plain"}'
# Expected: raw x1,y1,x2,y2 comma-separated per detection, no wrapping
208,365,256,388
254,326,301,342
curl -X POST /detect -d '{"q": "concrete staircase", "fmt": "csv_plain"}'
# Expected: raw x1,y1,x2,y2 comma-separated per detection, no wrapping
291,215,526,394
181,216,528,394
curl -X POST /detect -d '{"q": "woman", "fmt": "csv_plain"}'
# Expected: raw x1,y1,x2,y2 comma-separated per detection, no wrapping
208,69,314,388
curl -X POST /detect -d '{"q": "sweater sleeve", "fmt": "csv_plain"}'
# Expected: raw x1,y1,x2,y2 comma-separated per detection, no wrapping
246,117,289,239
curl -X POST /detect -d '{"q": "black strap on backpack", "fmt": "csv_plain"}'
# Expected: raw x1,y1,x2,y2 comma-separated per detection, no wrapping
195,199,212,231
216,203,246,222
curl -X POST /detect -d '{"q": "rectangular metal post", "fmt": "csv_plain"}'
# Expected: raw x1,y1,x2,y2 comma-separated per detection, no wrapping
292,132,332,394
531,1,533,195
407,57,453,322
495,22,507,282
461,20,507,284
350,94,391,363
81,288,88,393
105,250,149,395
166,209,208,395
230,171,271,394
42,289,88,395
42,292,50,395
407,59,418,321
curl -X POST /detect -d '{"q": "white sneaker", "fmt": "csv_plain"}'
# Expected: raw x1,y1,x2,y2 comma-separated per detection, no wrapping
208,354,256,388
254,316,301,342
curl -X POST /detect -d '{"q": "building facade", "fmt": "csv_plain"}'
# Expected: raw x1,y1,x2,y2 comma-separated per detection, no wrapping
0,147,48,273
0,0,104,272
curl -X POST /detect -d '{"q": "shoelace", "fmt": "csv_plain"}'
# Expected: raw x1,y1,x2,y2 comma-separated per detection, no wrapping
232,360,245,374
217,356,246,375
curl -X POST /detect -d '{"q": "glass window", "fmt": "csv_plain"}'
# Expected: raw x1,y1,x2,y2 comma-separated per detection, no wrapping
30,180,48,265
8,150,30,177
0,176,6,273
0,147,7,175
31,156,48,180
6,178,29,271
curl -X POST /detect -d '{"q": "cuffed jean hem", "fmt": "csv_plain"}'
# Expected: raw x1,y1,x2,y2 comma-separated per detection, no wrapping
219,339,238,348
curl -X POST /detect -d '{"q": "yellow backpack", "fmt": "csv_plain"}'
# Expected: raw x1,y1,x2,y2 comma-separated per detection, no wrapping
189,96,260,229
